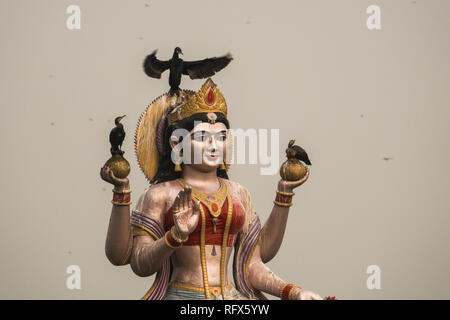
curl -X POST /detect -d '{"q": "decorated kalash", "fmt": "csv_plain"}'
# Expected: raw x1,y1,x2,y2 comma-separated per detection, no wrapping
100,47,336,300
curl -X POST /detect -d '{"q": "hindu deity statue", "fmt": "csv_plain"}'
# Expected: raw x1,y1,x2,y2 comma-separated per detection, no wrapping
100,77,322,300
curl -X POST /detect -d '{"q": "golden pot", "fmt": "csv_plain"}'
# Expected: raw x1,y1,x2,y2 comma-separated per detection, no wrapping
104,154,130,179
280,158,307,181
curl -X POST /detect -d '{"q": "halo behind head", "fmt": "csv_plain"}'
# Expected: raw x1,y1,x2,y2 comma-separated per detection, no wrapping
135,90,194,182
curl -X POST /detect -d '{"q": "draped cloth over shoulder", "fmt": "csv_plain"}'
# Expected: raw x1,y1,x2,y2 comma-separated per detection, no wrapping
233,216,267,300
226,179,267,300
130,210,171,300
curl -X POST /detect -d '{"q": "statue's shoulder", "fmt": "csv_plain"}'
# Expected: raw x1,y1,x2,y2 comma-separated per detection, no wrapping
223,179,258,228
146,179,179,194
135,180,181,217
223,178,251,203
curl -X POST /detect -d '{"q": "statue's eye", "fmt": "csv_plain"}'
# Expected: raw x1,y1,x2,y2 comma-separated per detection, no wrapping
216,133,227,141
192,133,206,142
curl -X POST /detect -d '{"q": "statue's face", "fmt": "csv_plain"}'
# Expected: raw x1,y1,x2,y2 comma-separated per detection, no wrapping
182,121,228,172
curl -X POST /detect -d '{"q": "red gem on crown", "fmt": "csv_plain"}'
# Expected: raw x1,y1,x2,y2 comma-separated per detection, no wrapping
205,88,215,105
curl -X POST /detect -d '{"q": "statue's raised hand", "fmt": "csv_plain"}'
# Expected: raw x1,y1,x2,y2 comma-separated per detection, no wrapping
100,165,130,190
172,187,201,240
278,166,310,193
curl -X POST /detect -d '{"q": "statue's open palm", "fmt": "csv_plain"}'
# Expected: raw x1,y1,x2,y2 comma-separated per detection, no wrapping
172,187,200,239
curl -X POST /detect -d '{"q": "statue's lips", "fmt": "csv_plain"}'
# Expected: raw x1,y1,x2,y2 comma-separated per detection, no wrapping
205,153,218,160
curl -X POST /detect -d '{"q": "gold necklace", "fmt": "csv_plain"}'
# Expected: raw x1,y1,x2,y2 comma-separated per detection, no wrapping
177,177,228,255
177,177,227,224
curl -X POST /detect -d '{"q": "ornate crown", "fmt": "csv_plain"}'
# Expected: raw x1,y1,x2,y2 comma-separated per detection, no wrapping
167,78,227,125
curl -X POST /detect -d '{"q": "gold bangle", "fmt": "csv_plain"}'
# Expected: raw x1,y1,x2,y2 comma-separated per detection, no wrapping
164,231,182,249
112,189,132,194
273,200,292,207
280,283,289,299
276,190,295,196
170,226,188,243
111,200,132,206
289,285,302,300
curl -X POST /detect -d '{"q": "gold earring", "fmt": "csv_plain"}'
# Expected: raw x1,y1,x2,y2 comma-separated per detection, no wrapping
220,152,227,171
175,151,182,172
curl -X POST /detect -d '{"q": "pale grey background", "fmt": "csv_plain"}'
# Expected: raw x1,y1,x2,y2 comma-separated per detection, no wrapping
0,0,449,299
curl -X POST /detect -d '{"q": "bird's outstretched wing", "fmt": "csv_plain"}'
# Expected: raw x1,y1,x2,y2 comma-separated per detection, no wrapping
182,53,233,79
143,50,170,79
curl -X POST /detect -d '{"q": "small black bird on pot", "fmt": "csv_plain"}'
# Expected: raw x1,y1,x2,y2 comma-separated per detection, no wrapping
109,115,126,155
286,139,312,165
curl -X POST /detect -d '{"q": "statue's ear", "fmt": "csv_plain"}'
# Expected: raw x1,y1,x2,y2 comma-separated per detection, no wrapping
169,135,180,151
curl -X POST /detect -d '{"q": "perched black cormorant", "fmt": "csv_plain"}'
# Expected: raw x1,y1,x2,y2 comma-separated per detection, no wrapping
109,115,126,155
286,139,311,165
143,47,233,96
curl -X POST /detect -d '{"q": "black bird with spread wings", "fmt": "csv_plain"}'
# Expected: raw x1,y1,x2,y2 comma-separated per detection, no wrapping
143,47,233,96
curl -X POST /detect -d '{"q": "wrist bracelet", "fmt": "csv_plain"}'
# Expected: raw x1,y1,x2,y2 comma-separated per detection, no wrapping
111,200,132,206
276,190,295,196
112,189,132,194
289,285,302,300
273,190,294,207
170,226,188,243
112,190,132,206
280,283,302,300
273,200,293,207
164,231,183,249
